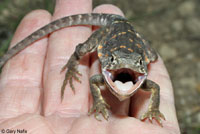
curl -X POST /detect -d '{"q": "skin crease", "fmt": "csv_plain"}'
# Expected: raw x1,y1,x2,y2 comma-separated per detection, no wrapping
0,0,180,133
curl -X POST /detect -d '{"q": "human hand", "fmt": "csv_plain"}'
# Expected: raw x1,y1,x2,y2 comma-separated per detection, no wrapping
0,0,180,133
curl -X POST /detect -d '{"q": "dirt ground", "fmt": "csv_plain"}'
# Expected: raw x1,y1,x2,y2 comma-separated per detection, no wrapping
0,0,199,133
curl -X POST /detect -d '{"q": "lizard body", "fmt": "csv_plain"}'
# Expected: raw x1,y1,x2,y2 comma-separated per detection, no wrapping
0,13,165,126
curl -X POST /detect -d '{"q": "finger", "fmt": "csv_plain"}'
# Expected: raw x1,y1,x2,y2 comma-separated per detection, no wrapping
0,10,51,121
93,4,124,16
43,0,92,116
131,56,180,131
89,5,130,118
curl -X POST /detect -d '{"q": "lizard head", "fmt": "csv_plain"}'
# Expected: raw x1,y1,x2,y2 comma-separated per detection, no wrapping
102,51,147,101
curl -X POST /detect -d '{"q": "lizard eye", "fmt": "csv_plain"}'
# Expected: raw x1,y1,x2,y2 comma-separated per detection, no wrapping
111,56,114,62
111,54,116,63
139,59,143,65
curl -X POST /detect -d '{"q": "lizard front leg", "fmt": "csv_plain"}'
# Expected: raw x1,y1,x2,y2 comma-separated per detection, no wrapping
140,79,165,126
88,74,110,121
61,51,82,100
61,27,107,100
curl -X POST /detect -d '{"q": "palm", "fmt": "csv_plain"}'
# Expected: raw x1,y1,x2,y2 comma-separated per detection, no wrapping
0,0,180,133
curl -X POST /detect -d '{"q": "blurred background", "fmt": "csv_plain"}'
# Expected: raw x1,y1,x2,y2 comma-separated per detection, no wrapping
0,0,199,133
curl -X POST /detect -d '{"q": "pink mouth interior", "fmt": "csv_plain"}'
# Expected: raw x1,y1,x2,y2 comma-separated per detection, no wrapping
103,68,147,96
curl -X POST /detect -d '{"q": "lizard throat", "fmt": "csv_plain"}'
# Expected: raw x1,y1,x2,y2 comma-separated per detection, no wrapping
102,68,147,101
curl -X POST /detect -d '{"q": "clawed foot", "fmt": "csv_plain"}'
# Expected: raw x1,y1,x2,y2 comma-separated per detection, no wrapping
88,99,110,121
61,55,82,100
140,109,165,126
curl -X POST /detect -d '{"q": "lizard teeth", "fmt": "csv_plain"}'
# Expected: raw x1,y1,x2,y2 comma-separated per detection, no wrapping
114,80,134,92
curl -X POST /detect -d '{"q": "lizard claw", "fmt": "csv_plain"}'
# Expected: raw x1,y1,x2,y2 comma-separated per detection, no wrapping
140,109,165,127
88,99,110,121
61,55,82,100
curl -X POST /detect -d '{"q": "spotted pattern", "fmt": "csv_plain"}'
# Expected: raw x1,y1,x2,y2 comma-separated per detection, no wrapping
120,45,126,48
98,53,103,57
128,48,134,52
111,34,117,39
96,17,156,66
136,43,142,48
129,38,133,42
98,45,103,50
110,47,118,52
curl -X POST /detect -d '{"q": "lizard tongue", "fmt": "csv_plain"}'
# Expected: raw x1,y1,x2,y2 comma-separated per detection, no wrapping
114,80,134,93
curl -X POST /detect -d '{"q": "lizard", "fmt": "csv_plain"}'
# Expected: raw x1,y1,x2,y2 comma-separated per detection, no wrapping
0,13,165,126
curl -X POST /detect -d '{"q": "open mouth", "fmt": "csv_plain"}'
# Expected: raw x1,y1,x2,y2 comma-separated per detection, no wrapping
102,68,147,100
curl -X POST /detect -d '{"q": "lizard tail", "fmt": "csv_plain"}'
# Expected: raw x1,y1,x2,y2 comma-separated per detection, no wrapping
0,13,124,68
